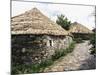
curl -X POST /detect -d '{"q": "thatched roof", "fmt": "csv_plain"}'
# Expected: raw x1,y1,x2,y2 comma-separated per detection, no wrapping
11,8,69,36
68,22,93,33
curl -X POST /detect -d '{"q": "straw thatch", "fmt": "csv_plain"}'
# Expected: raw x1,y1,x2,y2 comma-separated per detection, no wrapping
11,8,68,36
68,22,93,33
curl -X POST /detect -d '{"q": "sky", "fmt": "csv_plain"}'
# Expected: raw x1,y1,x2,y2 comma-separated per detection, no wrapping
12,0,96,30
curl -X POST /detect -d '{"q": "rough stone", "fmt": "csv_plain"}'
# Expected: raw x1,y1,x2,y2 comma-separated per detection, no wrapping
12,35,73,65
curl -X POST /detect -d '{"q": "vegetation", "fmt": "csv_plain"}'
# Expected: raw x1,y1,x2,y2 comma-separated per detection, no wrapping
12,59,53,74
11,41,75,74
89,29,96,55
73,38,84,43
52,41,75,61
56,14,71,30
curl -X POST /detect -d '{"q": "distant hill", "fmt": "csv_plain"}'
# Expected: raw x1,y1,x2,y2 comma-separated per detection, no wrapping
68,22,93,34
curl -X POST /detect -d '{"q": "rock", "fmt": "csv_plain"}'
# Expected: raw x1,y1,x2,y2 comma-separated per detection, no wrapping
35,57,38,60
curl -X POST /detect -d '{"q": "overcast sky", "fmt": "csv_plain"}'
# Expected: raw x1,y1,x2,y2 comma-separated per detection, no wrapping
12,0,95,30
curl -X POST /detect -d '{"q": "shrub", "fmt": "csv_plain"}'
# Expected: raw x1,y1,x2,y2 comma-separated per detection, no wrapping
51,49,66,61
67,41,76,52
89,33,96,55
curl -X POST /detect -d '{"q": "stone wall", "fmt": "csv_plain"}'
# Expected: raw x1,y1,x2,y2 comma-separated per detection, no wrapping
12,34,72,65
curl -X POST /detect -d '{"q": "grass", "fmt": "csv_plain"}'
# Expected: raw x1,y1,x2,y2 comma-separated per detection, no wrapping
12,60,54,74
52,41,75,61
11,41,76,74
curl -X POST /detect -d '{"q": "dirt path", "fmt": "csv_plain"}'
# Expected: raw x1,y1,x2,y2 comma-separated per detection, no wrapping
44,41,96,72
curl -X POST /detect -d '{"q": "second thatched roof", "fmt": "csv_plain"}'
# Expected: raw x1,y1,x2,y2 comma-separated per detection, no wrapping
11,8,69,36
68,22,93,33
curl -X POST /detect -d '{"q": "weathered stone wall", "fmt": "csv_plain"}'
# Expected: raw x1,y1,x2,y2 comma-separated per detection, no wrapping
12,35,72,65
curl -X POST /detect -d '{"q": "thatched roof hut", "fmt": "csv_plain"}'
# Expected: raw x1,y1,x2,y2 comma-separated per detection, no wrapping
11,8,68,36
11,8,73,66
68,22,93,33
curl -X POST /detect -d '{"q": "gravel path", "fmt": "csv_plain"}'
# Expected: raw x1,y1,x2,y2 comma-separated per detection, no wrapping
44,41,96,72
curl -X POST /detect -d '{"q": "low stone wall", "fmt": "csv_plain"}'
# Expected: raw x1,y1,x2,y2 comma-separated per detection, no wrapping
12,34,72,65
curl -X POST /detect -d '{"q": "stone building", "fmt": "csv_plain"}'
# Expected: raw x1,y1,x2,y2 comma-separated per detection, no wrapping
11,8,72,65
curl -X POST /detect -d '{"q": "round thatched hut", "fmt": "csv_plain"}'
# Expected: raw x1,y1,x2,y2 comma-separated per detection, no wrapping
11,8,72,64
68,22,93,40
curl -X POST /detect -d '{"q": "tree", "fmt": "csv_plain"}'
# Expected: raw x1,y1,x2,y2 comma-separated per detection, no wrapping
56,14,71,30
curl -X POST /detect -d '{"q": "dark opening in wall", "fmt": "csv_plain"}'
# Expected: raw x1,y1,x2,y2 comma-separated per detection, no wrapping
49,40,52,46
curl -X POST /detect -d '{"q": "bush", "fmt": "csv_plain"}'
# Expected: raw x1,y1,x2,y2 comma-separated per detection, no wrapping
67,41,76,52
89,33,96,55
51,49,66,61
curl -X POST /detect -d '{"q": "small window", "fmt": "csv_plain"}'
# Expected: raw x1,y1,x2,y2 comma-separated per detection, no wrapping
49,40,53,46
49,40,52,46
46,40,54,47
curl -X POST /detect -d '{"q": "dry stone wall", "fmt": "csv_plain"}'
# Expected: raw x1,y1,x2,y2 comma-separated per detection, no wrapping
12,35,72,65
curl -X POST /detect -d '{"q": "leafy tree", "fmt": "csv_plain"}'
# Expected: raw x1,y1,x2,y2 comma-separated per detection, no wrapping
56,14,71,30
